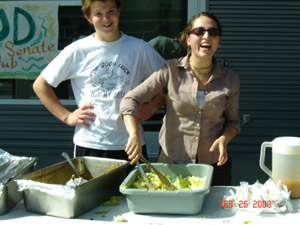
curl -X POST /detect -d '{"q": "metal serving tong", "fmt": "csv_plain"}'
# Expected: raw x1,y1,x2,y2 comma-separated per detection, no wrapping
136,161,153,189
140,155,174,188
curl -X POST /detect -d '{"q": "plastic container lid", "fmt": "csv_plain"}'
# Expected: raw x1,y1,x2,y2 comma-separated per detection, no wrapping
273,136,300,155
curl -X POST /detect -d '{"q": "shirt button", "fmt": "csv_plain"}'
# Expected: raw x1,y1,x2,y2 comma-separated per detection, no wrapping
195,137,199,140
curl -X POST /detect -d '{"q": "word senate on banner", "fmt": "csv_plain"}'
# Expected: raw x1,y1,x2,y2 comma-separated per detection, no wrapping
0,1,59,79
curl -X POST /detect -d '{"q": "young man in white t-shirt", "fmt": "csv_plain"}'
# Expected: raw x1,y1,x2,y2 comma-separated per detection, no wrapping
33,0,165,169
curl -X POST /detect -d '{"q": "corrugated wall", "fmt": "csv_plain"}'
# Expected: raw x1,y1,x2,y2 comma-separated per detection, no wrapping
208,0,300,154
0,101,76,164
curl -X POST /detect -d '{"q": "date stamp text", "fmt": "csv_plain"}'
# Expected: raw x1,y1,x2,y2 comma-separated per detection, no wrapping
219,200,272,209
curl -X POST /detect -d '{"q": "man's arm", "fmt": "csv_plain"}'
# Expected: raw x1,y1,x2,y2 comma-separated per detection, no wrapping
138,91,165,123
33,75,96,127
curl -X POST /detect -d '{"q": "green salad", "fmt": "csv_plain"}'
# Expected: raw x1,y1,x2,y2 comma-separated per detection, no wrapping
131,173,206,191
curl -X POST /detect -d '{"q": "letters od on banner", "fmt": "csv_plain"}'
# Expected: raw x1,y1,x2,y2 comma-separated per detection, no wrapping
0,1,59,79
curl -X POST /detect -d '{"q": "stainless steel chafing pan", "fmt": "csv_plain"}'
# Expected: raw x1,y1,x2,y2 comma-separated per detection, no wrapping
0,150,37,215
17,156,129,218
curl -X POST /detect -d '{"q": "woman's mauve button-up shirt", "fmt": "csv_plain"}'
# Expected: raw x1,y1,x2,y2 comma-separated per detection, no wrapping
120,54,240,165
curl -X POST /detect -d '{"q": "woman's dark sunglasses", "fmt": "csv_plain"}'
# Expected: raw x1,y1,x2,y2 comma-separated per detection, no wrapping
191,27,220,37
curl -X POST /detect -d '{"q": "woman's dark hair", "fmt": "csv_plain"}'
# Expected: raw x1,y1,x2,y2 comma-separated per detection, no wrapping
176,12,222,49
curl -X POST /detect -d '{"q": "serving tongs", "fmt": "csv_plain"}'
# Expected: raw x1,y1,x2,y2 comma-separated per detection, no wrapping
136,161,153,189
140,155,174,188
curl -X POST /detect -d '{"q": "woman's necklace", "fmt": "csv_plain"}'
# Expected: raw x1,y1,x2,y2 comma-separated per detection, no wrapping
189,59,213,72
189,59,213,85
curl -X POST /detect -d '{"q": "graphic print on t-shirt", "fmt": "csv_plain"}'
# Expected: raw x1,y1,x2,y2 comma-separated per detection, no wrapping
88,61,131,100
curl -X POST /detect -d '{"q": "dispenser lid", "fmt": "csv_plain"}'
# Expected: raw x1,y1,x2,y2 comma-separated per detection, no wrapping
273,136,300,155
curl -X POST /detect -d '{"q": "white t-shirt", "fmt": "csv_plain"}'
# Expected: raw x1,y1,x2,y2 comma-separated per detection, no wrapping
42,33,164,150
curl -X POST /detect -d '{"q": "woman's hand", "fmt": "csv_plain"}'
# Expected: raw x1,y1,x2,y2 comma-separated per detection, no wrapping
123,115,142,165
209,136,228,166
64,104,96,127
125,133,142,165
209,126,238,166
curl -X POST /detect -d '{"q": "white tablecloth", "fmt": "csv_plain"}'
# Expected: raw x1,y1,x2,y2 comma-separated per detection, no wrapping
1,186,299,225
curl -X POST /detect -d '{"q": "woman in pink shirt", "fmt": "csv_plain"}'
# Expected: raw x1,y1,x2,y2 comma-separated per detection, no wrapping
120,12,240,185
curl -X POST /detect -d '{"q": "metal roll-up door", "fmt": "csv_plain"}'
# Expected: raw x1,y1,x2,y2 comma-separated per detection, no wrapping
209,0,300,150
207,0,300,183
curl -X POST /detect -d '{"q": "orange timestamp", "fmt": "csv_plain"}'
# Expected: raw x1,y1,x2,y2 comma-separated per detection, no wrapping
219,200,272,209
